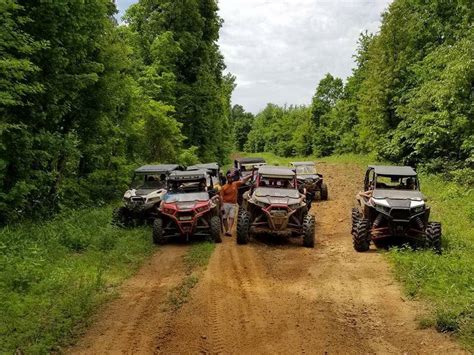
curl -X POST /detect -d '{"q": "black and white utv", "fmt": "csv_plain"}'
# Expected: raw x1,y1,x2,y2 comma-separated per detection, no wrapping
352,165,441,252
112,164,182,227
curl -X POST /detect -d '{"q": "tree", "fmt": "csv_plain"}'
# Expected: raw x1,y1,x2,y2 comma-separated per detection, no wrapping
231,105,254,151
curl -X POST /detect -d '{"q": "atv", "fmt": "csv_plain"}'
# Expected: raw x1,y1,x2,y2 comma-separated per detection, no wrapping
291,161,328,200
352,165,441,252
233,157,266,205
236,166,315,247
112,164,182,227
152,170,222,244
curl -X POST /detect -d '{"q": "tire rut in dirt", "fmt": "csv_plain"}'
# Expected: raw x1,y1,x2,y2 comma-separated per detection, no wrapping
68,245,189,354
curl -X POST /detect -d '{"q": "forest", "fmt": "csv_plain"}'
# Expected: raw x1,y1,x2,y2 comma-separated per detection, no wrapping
1,0,234,225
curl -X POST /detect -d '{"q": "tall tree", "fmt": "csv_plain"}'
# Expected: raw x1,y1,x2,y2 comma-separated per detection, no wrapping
125,0,232,163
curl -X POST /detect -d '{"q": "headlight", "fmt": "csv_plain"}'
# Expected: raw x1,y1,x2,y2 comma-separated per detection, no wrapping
410,200,425,213
412,206,424,213
162,207,175,215
196,206,209,213
254,201,268,208
371,198,390,207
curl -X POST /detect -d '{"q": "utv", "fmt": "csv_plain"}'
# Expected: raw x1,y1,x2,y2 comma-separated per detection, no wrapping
234,157,267,204
352,165,441,252
112,164,182,227
236,166,315,247
187,162,223,187
291,161,328,200
152,170,222,244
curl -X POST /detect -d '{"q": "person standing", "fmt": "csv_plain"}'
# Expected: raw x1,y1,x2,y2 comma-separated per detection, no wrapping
220,170,251,236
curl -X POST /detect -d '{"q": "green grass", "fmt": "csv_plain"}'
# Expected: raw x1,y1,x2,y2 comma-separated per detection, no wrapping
388,175,473,349
241,151,473,350
0,206,154,353
167,241,215,311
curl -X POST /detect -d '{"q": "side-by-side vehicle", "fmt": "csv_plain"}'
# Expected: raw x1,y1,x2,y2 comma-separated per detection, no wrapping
352,165,441,252
112,164,182,227
237,166,315,247
291,161,328,200
152,170,222,244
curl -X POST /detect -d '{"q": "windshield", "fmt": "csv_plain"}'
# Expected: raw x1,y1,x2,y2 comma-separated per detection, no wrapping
295,165,316,174
131,174,166,189
164,192,209,203
254,187,300,198
258,177,295,188
375,175,418,190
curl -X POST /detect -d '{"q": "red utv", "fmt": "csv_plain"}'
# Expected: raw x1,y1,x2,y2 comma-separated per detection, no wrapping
152,170,222,244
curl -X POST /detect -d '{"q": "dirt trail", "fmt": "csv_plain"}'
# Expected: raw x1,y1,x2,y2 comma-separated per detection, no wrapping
69,163,465,354
70,245,189,354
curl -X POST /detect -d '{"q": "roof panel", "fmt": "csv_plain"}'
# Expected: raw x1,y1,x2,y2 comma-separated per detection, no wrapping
236,157,266,164
368,165,417,176
169,170,207,180
134,164,181,174
187,162,219,171
258,166,295,177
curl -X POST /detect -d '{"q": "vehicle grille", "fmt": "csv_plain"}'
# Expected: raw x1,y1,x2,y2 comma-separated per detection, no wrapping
131,197,144,205
177,212,194,221
390,209,411,220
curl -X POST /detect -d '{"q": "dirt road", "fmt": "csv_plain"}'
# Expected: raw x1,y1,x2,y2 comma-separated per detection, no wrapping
71,163,464,354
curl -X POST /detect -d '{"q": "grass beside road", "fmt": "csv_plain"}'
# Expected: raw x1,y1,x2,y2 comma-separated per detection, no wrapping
0,206,154,353
240,151,473,350
388,175,473,349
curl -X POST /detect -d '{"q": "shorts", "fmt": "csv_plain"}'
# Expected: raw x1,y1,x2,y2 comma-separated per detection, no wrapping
222,203,236,219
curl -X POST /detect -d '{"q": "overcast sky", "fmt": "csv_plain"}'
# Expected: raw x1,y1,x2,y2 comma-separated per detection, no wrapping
116,0,392,113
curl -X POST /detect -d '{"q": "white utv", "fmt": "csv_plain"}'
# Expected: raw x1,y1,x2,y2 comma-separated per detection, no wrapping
112,164,182,227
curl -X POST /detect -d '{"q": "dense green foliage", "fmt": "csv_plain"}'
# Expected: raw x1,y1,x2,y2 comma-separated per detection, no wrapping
0,0,232,225
124,0,233,163
244,0,473,175
389,175,473,348
230,104,254,151
0,205,153,353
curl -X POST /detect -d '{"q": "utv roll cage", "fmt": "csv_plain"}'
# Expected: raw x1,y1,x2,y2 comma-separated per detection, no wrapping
255,166,297,187
167,170,220,195
364,165,419,191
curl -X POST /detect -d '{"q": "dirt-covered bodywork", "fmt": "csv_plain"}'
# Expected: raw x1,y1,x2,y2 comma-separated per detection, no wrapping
352,165,441,252
237,166,315,247
234,157,266,205
291,161,328,200
112,164,183,227
152,170,222,244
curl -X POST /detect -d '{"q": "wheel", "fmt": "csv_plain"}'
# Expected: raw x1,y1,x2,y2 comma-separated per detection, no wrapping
425,222,442,253
302,214,315,248
236,209,251,245
210,215,222,243
152,218,166,245
112,207,131,227
353,218,370,252
320,183,328,200
351,208,360,233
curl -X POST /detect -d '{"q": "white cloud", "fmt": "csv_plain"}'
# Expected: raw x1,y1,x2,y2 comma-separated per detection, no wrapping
116,0,392,113
218,0,392,112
